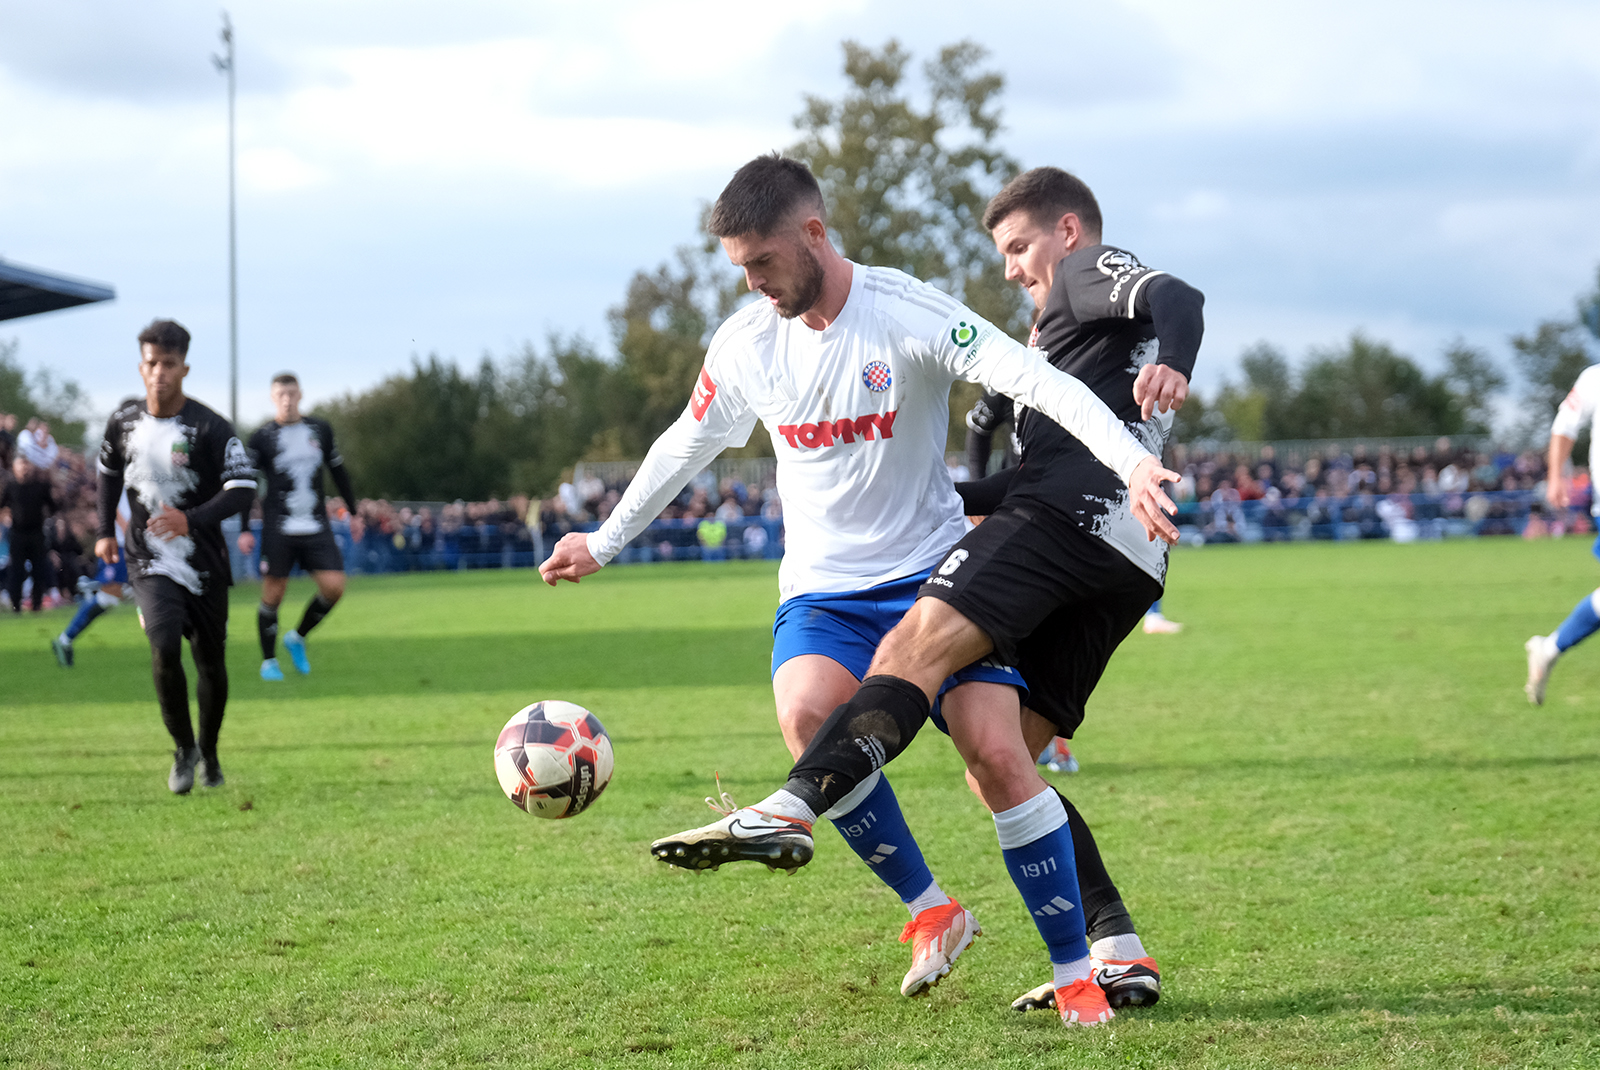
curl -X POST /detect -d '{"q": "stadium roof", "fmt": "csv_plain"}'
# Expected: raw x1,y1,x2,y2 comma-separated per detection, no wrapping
0,258,115,322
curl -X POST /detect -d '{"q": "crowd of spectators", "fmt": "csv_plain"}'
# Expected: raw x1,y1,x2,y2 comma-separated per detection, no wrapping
1157,438,1582,544
9,418,1590,602
0,413,100,610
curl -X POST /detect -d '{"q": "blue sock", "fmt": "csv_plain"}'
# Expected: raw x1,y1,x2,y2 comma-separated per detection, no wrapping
1148,599,1163,615
1555,590,1600,652
64,598,107,641
825,771,941,905
995,788,1087,966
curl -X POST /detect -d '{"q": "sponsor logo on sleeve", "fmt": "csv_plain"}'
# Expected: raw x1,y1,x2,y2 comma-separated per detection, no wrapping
690,368,718,421
1096,248,1148,304
951,321,979,347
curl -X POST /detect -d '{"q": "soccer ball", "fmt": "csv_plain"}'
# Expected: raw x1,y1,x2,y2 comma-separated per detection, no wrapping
493,701,614,819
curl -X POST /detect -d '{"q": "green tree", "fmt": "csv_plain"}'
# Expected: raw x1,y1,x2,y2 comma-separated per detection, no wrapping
1287,333,1461,438
0,338,92,448
791,39,1027,446
1511,320,1593,442
1440,339,1506,435
317,356,509,501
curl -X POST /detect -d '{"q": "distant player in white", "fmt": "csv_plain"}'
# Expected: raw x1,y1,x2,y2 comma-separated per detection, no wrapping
540,154,1176,1012
1526,364,1600,702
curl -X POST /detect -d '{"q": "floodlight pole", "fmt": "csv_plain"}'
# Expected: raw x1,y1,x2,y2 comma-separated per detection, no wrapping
213,13,238,427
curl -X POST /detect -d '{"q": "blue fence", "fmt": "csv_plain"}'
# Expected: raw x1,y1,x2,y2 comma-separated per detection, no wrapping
225,491,1574,581
227,516,786,581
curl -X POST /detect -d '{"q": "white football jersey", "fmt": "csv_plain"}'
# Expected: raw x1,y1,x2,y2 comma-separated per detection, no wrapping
1551,363,1600,515
587,263,1154,601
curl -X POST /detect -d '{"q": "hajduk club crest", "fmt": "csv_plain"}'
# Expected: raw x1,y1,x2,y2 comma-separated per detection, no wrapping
862,361,892,392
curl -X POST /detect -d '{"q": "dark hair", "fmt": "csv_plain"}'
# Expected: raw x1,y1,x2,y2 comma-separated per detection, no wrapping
137,319,191,356
271,373,299,387
707,153,825,238
982,167,1103,239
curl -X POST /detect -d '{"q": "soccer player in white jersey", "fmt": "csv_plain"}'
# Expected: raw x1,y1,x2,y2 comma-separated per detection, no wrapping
541,154,1177,1021
1526,363,1600,702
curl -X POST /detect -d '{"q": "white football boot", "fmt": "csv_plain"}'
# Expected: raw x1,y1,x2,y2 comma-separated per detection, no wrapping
1525,635,1559,706
651,789,814,873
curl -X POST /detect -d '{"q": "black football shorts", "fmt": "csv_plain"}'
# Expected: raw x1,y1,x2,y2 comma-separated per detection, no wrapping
131,573,230,662
918,501,1162,737
262,529,345,578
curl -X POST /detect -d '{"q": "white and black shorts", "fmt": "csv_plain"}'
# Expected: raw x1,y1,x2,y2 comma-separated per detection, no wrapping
918,501,1162,737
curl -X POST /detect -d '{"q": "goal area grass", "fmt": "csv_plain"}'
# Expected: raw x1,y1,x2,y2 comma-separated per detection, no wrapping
2,538,1597,1068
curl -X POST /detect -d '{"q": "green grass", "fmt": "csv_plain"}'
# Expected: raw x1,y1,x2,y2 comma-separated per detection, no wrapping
2,541,1598,1068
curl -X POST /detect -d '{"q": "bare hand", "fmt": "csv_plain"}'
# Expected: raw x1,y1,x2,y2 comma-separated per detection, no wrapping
1133,364,1189,422
146,504,189,541
1129,455,1182,545
237,531,257,554
1547,475,1569,509
538,532,601,586
95,537,119,564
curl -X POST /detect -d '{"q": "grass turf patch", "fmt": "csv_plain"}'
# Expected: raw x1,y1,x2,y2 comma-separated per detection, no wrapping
1,544,1597,1068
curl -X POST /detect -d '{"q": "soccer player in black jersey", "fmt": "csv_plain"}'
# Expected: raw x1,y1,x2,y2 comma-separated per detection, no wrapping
655,167,1199,1015
96,320,257,794
236,373,354,681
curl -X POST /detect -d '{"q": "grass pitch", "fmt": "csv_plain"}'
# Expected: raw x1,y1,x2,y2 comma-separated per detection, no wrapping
2,539,1597,1068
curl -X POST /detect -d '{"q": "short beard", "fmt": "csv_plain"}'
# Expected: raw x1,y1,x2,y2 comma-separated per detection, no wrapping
773,245,826,319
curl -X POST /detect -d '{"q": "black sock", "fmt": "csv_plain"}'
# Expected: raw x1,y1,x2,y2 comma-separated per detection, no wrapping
297,594,336,636
194,640,228,759
151,639,195,750
1059,788,1138,941
783,674,930,815
258,603,278,660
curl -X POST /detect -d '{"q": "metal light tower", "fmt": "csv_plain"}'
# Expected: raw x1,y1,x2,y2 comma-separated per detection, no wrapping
213,12,238,426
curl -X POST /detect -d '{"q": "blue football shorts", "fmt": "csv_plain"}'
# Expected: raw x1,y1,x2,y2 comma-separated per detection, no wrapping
1591,532,1600,563
771,569,1027,735
96,557,129,586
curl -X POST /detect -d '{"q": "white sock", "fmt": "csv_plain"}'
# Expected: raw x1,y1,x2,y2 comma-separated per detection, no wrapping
57,632,72,647
1542,635,1561,660
1052,955,1093,987
753,788,815,824
905,879,951,918
1090,934,1147,962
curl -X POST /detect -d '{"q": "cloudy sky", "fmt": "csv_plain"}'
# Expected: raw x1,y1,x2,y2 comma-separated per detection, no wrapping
2,0,1598,433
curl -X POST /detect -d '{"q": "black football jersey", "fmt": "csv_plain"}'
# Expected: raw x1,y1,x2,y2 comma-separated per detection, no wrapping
97,397,256,593
1005,244,1203,582
246,417,346,535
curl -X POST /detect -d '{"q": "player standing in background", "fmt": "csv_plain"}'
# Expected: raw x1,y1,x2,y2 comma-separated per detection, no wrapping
97,319,257,793
1525,363,1600,702
2,453,56,613
543,155,1175,1022
52,490,134,666
236,373,355,681
656,166,1200,1024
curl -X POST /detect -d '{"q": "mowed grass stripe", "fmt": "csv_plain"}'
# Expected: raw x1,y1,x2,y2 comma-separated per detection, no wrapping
1,540,1596,1068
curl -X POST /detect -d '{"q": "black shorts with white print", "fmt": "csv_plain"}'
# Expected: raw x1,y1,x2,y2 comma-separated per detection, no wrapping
917,500,1161,737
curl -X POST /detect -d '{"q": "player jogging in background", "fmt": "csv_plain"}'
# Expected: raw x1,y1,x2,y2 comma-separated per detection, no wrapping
654,166,1201,1024
542,155,1176,1024
1525,363,1600,703
52,490,134,666
97,319,257,794
236,373,355,681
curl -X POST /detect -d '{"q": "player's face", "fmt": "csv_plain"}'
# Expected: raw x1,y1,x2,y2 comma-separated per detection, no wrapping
271,382,303,423
992,211,1073,312
721,224,826,320
138,345,188,412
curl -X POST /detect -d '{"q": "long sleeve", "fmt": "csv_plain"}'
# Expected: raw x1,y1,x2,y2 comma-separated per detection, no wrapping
1141,274,1205,381
955,467,1018,516
959,335,1153,487
98,471,124,541
329,461,356,512
186,485,255,530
